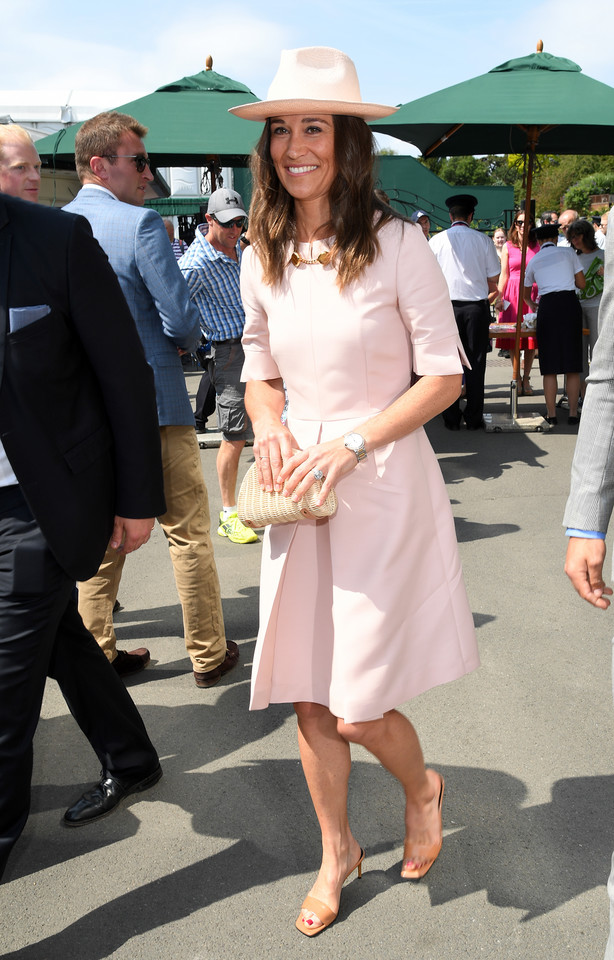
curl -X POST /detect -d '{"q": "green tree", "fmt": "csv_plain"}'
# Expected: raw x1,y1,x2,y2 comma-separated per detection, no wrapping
563,172,614,215
418,152,614,214
532,155,614,214
418,153,524,201
419,155,490,185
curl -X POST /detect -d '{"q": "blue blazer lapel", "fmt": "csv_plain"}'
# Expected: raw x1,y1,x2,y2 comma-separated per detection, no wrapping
0,200,10,390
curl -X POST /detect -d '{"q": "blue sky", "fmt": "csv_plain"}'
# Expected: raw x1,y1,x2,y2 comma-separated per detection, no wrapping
1,0,612,153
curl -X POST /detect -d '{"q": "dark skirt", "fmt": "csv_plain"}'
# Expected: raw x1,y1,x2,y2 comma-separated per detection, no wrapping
537,290,583,375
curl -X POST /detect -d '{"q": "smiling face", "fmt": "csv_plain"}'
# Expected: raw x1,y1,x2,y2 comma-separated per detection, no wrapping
0,139,41,201
269,115,337,212
493,229,506,248
514,214,534,239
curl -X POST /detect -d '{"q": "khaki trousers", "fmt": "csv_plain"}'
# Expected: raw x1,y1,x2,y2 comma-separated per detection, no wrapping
78,426,226,672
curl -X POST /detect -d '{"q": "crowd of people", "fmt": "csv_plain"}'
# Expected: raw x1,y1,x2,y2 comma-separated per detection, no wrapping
406,200,608,426
1,43,613,957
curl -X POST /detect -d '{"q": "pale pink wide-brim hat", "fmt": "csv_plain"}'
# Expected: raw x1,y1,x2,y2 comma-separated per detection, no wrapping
228,46,398,122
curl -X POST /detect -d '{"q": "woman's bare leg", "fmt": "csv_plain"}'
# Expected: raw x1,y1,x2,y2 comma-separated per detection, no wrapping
339,709,441,872
566,372,580,418
522,348,535,382
294,701,362,931
294,703,441,931
543,374,558,418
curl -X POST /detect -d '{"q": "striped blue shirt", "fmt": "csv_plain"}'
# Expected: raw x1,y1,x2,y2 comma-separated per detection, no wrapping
178,225,244,341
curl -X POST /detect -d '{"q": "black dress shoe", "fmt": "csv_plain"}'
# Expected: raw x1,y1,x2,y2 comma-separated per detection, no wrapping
443,420,461,431
63,765,162,827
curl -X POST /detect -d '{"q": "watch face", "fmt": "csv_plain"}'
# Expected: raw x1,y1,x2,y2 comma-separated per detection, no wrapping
344,432,366,456
345,433,362,451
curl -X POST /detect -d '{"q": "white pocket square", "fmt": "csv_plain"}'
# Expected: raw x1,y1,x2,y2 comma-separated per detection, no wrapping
9,304,51,332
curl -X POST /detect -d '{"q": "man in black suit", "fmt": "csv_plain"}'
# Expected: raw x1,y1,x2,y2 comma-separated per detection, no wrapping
0,191,166,882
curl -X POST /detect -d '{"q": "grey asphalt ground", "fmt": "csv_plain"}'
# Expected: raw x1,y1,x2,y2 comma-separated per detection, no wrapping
2,359,613,960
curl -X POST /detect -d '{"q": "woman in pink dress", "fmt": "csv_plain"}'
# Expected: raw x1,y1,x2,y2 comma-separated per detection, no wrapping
494,212,539,394
231,47,479,937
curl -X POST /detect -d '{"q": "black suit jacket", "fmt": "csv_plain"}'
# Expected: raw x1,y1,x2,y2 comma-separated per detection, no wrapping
0,194,165,581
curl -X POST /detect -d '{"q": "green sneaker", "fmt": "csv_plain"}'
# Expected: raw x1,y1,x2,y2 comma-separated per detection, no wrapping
217,511,259,544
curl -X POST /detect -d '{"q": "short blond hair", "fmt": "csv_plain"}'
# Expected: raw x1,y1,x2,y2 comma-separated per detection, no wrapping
0,124,37,163
75,111,148,180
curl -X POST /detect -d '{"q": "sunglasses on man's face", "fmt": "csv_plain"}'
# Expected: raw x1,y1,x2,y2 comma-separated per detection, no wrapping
211,215,247,230
103,154,151,173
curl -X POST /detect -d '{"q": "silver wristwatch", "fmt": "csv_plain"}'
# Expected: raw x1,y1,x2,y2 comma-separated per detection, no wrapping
344,432,367,463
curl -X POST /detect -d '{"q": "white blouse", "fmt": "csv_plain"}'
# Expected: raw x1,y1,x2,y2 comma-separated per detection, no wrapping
524,243,581,296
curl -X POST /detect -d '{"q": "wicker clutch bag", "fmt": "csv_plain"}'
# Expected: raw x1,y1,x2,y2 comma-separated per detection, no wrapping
237,462,338,528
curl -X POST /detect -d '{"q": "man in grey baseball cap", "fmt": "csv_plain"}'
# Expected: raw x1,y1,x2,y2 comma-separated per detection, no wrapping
179,187,257,544
206,187,248,223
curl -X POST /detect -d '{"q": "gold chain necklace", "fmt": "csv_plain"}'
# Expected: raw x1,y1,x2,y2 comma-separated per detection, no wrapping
289,250,331,267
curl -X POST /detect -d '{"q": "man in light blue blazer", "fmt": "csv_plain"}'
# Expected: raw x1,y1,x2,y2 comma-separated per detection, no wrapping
564,209,614,960
65,112,238,691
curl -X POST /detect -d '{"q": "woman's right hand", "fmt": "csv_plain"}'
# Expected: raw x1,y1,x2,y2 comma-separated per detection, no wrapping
246,379,298,492
252,419,298,492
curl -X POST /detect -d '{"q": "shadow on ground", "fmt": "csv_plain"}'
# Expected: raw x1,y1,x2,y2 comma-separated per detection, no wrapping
4,752,612,958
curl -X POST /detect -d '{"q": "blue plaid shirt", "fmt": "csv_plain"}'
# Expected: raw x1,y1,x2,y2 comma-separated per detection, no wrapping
171,237,188,260
178,225,244,341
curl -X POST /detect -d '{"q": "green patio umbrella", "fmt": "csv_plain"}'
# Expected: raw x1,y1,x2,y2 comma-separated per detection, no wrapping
373,49,614,157
35,61,261,172
372,42,614,426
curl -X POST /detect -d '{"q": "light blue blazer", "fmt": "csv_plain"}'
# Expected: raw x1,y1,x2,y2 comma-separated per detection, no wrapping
64,187,200,426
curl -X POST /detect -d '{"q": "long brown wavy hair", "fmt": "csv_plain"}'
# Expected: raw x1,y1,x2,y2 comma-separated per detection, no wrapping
248,115,405,289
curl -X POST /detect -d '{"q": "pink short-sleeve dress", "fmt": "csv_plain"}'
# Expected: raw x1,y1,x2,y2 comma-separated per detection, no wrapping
240,219,479,724
494,241,539,350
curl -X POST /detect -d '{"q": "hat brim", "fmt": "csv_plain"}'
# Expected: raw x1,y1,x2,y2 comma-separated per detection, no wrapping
212,209,248,223
228,98,398,122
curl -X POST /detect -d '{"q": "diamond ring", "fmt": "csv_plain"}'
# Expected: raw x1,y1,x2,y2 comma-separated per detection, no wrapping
312,469,325,481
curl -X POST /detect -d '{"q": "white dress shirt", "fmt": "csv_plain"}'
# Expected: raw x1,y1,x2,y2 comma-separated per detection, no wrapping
524,243,581,295
0,293,17,485
0,445,18,486
429,222,500,301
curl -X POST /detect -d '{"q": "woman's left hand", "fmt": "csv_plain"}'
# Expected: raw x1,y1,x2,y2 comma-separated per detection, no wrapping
277,438,360,506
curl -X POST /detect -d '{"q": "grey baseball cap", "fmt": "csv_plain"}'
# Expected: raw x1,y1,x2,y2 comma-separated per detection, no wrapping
207,188,248,223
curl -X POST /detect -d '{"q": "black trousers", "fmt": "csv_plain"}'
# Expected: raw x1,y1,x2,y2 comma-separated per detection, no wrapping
443,299,491,429
0,487,159,882
194,356,216,428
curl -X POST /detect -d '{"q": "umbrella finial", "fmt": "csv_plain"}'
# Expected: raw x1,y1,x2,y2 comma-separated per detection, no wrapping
536,39,543,52
205,56,213,71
